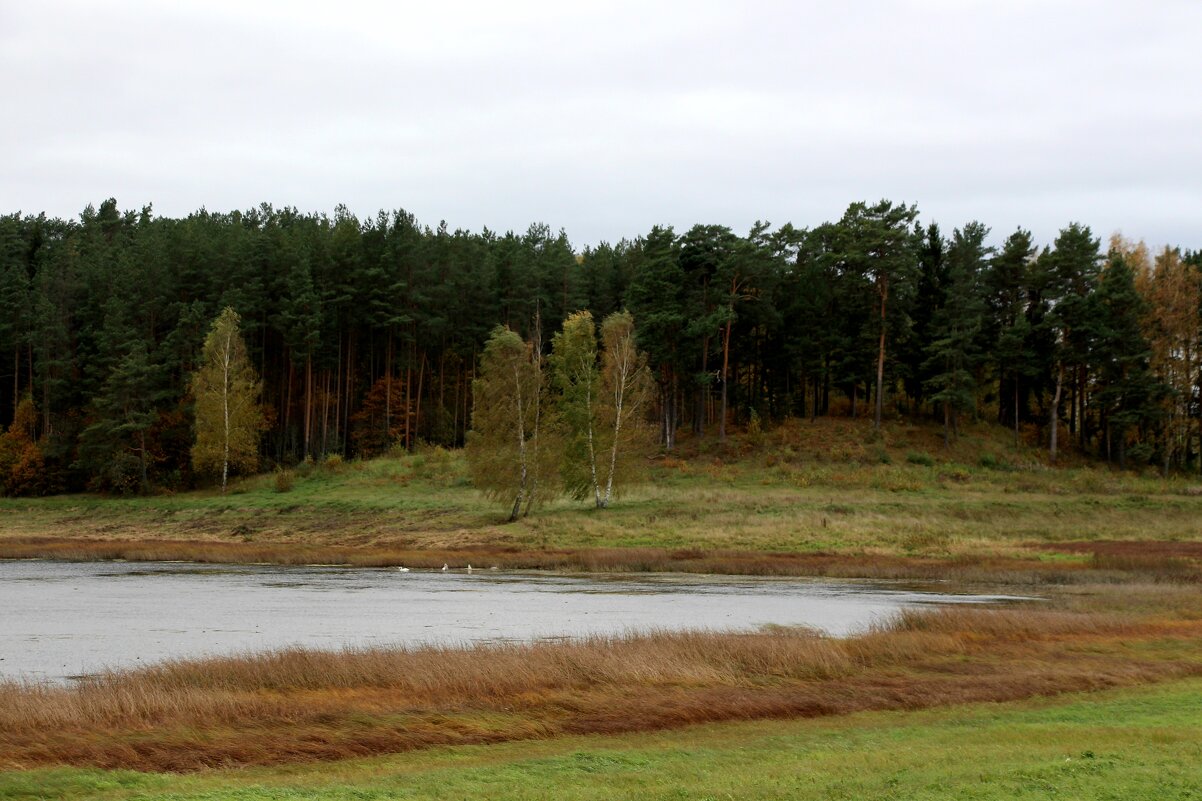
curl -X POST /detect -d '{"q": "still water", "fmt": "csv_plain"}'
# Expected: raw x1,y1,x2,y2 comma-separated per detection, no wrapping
0,560,1019,682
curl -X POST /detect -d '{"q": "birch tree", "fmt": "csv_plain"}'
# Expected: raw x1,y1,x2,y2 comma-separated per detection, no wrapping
191,307,264,492
466,326,557,521
597,311,654,507
551,311,601,503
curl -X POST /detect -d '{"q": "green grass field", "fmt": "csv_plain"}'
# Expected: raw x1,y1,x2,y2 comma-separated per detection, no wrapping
4,418,1202,564
5,679,1200,800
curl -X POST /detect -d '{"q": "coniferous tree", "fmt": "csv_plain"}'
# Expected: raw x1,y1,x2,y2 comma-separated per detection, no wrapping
986,229,1037,442
626,226,686,448
78,341,160,494
903,223,948,408
832,200,920,428
923,222,989,444
1092,252,1160,468
0,221,31,425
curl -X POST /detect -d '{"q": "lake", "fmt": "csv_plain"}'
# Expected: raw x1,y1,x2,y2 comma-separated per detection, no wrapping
0,559,1021,682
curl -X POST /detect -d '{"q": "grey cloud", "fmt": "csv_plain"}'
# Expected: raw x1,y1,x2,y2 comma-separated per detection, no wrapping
2,0,1199,250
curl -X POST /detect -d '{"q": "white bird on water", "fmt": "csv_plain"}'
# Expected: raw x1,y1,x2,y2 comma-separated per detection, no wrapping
396,566,410,573
467,564,473,573
442,563,449,572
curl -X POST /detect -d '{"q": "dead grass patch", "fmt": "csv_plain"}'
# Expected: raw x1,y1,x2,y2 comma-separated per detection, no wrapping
3,599,1200,772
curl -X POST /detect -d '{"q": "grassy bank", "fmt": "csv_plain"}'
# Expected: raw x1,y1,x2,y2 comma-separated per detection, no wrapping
4,418,1202,572
4,584,1202,772
4,677,1201,800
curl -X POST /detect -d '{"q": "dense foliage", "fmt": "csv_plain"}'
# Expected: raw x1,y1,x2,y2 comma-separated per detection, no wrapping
0,199,1199,494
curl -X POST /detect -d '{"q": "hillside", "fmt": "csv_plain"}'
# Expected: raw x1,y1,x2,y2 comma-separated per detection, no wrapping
4,416,1201,577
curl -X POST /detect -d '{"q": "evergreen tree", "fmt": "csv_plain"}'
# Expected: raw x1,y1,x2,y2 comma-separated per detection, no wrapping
986,228,1037,442
1092,252,1160,468
1044,223,1102,456
0,218,31,426
77,340,160,494
923,223,990,444
626,226,686,448
831,200,920,428
902,223,948,408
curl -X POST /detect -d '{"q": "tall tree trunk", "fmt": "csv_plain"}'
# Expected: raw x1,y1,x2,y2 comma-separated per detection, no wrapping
27,343,34,423
719,311,733,443
415,351,426,447
1050,362,1063,464
510,357,528,523
696,336,709,435
321,369,330,457
384,331,393,442
874,276,888,430
811,371,819,423
602,333,635,509
333,333,342,454
1013,376,1020,448
523,308,542,518
221,329,231,493
139,430,148,494
11,344,18,425
582,351,601,509
304,354,313,459
345,333,355,456
283,355,293,461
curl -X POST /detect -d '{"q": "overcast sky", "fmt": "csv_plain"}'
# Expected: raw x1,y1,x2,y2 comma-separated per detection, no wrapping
3,0,1199,251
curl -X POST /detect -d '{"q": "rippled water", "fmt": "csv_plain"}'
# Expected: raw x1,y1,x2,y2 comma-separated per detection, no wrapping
0,560,1020,682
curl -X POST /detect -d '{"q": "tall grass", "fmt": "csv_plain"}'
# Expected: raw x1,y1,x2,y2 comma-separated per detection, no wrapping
3,602,1197,771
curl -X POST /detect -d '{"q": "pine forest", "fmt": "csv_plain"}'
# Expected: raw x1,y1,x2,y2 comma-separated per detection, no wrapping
1,198,1199,495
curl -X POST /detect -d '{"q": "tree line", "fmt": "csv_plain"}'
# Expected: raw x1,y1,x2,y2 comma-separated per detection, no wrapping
0,198,1199,495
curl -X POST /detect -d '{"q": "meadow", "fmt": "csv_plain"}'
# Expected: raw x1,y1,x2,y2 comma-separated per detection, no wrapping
4,417,1202,575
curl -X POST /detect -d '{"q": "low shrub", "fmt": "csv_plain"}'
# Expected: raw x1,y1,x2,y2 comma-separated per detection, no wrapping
273,470,295,493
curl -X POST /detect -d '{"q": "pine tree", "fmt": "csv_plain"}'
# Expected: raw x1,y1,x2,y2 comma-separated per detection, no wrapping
831,200,920,428
1093,252,1160,468
78,341,161,494
625,226,686,448
986,229,1037,443
923,223,989,444
191,308,264,492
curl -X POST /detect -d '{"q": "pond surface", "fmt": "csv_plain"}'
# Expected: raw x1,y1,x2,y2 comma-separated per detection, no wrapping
0,560,1020,683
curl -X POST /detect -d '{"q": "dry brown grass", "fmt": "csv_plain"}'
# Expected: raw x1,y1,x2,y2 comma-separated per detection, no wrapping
4,597,1200,772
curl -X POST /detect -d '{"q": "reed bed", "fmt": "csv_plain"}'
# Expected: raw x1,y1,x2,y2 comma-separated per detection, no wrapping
3,603,1198,772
